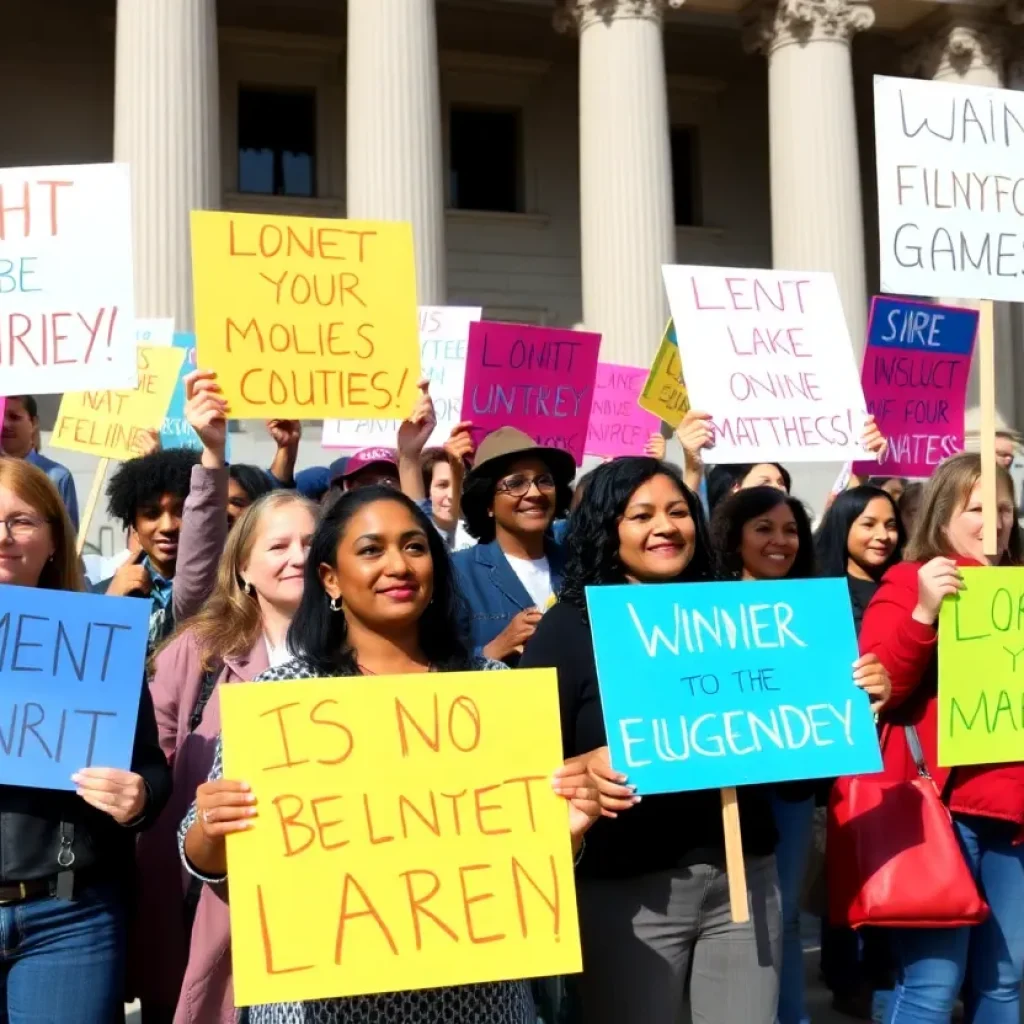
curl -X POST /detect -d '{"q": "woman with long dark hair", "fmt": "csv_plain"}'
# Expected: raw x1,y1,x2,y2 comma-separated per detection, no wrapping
178,486,596,1023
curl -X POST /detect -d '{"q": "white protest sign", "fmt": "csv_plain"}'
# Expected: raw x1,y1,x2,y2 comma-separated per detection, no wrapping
322,306,481,450
875,75,1024,302
0,163,136,396
135,319,174,347
662,265,867,463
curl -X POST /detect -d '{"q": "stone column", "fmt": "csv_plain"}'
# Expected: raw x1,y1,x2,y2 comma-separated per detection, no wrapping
744,0,873,352
556,0,680,368
114,0,220,330
346,0,446,304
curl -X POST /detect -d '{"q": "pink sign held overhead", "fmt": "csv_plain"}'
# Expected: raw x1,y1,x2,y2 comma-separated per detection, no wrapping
585,363,661,459
462,322,601,465
853,297,977,479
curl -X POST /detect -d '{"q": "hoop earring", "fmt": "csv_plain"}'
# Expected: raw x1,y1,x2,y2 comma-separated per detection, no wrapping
329,596,342,612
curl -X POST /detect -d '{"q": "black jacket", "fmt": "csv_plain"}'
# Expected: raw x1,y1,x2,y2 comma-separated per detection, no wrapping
0,681,171,883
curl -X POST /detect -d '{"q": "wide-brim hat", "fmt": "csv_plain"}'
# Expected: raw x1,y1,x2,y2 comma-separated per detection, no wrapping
466,427,576,486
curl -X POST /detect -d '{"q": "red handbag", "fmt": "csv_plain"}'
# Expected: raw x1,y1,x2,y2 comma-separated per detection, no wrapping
827,724,989,929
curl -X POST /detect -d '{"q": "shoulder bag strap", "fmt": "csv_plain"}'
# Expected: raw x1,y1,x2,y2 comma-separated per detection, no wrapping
189,667,220,734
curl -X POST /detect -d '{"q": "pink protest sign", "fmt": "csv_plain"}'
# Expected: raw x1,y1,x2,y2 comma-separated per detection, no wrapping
462,322,601,465
0,399,5,441
585,363,660,459
853,297,977,478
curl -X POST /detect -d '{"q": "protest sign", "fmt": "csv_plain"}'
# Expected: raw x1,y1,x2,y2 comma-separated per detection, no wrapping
221,670,581,1006
853,297,977,478
938,567,1024,766
323,306,481,450
50,345,186,460
461,322,601,465
874,75,1024,303
158,332,232,459
638,321,690,429
586,362,661,458
0,585,150,790
0,163,136,396
135,319,174,347
586,578,882,793
191,212,420,419
661,266,867,463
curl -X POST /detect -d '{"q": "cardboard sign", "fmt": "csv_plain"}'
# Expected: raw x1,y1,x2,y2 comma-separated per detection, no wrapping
191,212,420,419
461,322,601,465
854,297,977,478
158,332,232,459
585,362,662,458
221,670,581,1006
51,345,186,460
135,319,174,347
875,75,1024,303
938,567,1024,767
0,163,136,396
638,321,690,429
661,266,868,463
586,578,882,793
0,585,150,790
323,306,482,450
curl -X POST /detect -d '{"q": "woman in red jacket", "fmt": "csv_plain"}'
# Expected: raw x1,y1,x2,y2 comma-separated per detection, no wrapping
859,452,1024,1023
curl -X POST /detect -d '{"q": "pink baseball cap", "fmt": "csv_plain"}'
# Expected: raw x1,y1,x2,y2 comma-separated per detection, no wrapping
330,447,398,484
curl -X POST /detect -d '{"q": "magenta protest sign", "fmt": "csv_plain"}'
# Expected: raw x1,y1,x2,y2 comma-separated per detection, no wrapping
853,298,977,478
462,322,601,465
585,363,660,459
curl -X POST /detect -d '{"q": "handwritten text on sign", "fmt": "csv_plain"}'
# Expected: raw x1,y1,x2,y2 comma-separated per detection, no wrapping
190,212,420,419
854,298,977,478
0,585,150,790
0,163,136,397
461,322,601,465
323,306,482,450
638,321,690,429
875,75,1024,303
220,671,581,1007
661,266,867,463
585,362,661,459
938,567,1024,767
51,345,186,460
586,578,882,793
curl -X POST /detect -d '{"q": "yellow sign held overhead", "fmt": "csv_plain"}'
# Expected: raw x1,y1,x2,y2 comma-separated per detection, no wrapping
638,320,690,428
50,345,185,460
220,669,581,1007
190,211,421,420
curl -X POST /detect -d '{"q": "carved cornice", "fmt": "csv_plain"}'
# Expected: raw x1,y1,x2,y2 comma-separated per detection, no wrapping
742,0,875,55
902,18,1005,80
554,0,685,33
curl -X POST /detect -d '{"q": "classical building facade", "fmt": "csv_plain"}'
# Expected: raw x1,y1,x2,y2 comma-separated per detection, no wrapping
3,0,1023,549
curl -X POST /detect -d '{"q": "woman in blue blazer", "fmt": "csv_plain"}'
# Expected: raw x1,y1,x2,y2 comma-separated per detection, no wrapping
452,427,574,664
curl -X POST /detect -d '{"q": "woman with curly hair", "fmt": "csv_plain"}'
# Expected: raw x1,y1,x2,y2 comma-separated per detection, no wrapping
520,457,784,1024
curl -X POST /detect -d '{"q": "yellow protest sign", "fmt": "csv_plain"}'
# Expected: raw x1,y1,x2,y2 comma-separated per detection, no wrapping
938,566,1024,766
220,669,581,1007
190,211,421,420
638,319,690,428
50,345,185,459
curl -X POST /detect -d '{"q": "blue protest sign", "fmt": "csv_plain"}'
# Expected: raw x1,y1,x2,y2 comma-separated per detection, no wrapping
161,332,232,459
0,585,151,790
585,578,882,794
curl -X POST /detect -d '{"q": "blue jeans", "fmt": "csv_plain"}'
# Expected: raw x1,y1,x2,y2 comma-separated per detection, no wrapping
771,793,816,1024
886,815,1024,1023
0,882,125,1023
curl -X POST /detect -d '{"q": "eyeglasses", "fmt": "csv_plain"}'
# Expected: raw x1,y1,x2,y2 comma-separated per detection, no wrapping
496,473,557,498
0,515,49,540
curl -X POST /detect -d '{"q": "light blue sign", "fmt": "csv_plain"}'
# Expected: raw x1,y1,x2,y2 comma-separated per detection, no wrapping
585,578,882,794
161,332,232,459
0,585,152,790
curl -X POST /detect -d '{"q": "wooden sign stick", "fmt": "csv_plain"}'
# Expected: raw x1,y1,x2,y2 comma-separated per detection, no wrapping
978,300,997,558
720,786,749,923
76,458,109,557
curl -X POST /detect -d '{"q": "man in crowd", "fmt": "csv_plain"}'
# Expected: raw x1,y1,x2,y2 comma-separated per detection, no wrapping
1,395,80,530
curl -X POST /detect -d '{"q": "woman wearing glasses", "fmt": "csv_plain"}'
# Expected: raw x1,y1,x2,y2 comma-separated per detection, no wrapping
452,428,575,665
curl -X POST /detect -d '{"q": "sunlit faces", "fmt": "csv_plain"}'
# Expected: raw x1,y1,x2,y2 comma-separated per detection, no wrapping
995,435,1017,470
491,457,556,536
429,461,455,529
945,479,1015,565
135,494,184,577
739,503,799,580
320,499,434,629
847,497,899,578
240,504,316,612
1,399,35,459
739,464,787,492
0,484,55,588
227,477,254,528
617,474,696,582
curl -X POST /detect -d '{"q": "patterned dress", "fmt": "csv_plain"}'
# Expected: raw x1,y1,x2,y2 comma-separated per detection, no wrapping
178,656,536,1024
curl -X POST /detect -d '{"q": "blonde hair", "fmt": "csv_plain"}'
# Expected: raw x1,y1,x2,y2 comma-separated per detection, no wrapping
173,490,318,670
905,452,1021,565
0,458,84,592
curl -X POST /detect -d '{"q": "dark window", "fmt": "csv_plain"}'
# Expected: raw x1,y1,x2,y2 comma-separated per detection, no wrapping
670,126,701,227
238,87,316,197
449,106,521,213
